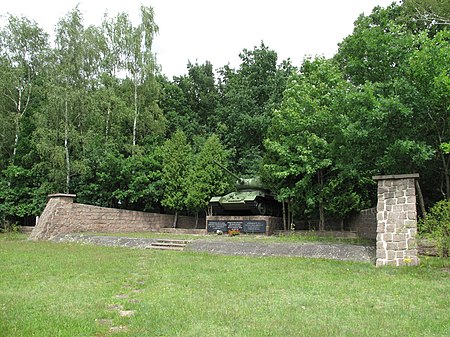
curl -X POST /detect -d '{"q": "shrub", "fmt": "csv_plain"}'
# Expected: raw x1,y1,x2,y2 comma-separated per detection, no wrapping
418,199,450,257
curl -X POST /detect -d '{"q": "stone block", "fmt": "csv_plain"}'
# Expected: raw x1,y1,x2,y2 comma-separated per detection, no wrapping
377,249,387,259
382,233,393,241
403,204,416,212
386,197,396,205
395,191,405,198
395,251,405,259
386,260,398,266
386,224,396,233
377,224,385,233
376,241,385,249
397,197,406,204
407,212,417,220
404,220,417,228
387,250,396,260
387,242,399,250
406,196,416,204
377,212,386,221
378,186,389,194
397,241,407,250
393,233,406,242
405,188,416,196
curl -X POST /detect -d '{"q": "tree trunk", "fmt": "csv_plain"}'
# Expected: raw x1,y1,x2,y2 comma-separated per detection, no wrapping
288,200,294,230
195,211,199,229
172,211,178,228
64,100,70,194
318,170,325,231
12,88,23,162
282,200,287,231
12,119,19,161
319,202,325,231
105,105,111,140
415,179,427,219
441,152,450,199
132,76,138,148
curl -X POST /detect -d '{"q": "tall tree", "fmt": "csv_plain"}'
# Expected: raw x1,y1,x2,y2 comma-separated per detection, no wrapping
186,134,231,226
335,3,416,88
402,0,450,26
161,130,193,227
402,30,450,198
116,6,160,149
0,15,48,164
217,42,294,175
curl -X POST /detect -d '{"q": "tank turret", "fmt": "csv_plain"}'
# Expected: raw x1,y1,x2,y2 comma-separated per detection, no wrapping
209,162,281,216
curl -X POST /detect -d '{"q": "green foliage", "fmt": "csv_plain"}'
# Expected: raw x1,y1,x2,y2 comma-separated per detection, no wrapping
403,0,450,26
419,199,450,257
217,42,295,175
335,3,416,87
186,134,231,217
263,58,371,223
161,130,193,214
0,1,448,225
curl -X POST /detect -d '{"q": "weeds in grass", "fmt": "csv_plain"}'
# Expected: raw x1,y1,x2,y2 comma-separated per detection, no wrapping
1,233,448,336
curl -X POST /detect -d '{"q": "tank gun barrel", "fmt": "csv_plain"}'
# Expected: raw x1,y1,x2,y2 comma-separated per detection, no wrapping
213,161,243,183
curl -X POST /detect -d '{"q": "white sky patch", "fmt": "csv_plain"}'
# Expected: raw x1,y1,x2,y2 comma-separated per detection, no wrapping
2,0,397,78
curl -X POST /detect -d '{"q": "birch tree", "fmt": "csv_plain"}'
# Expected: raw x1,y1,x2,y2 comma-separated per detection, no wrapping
0,15,48,163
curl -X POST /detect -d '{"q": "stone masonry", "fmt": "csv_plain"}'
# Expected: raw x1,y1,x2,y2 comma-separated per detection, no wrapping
29,194,204,241
373,174,420,266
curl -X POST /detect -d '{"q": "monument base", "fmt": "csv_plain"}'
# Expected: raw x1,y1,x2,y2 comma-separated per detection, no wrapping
206,215,282,235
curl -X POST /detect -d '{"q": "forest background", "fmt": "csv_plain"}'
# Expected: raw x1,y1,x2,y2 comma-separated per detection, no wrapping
0,0,448,228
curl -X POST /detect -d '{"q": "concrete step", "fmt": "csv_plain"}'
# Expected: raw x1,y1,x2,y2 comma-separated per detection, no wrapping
146,239,192,251
146,245,185,251
151,242,187,248
156,239,191,244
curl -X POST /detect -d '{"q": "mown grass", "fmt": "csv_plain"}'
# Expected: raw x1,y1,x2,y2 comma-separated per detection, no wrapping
0,234,449,337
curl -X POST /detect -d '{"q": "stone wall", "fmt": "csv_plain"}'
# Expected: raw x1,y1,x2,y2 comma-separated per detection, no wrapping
206,215,283,235
29,194,205,241
347,208,377,239
373,174,420,266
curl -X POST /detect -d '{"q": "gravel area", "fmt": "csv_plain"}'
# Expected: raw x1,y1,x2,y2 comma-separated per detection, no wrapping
188,240,375,262
51,234,159,249
51,233,376,263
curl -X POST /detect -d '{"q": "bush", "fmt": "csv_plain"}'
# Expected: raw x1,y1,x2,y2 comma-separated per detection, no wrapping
418,199,450,257
0,219,20,233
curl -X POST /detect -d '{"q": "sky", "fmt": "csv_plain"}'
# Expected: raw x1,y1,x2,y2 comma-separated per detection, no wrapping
2,0,397,78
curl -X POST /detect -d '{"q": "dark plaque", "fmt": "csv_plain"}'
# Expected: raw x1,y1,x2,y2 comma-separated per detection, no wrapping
227,221,244,231
207,221,228,233
243,220,266,233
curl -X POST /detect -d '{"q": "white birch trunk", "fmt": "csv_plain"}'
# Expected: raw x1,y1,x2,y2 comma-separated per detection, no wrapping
64,100,70,194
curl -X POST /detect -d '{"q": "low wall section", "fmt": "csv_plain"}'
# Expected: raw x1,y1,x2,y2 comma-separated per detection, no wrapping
30,194,204,241
347,208,377,239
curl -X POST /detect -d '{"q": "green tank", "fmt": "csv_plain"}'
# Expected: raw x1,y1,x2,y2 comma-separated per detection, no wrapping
209,163,282,216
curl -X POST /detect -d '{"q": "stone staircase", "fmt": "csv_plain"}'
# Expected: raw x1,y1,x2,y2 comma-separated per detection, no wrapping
147,239,191,251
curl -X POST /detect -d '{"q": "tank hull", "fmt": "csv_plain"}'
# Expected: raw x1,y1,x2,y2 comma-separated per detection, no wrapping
209,191,281,216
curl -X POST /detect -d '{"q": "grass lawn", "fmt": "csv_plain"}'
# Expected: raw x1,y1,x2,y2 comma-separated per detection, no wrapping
1,233,449,337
